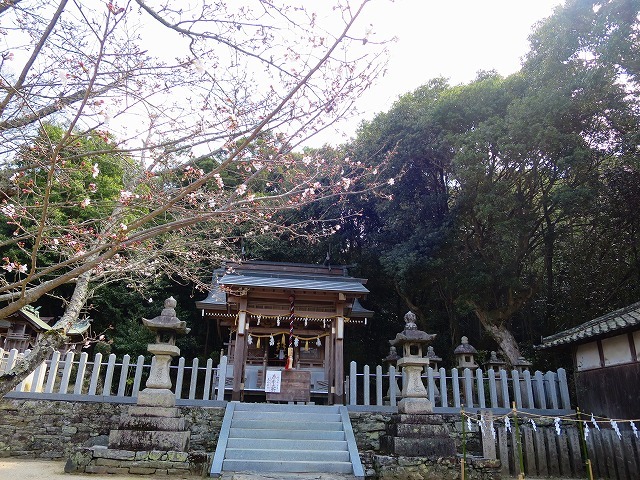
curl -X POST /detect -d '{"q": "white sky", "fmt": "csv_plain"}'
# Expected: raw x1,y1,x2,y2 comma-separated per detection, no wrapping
309,0,565,147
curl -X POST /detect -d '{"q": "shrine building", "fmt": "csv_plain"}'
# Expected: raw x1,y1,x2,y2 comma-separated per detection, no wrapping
196,260,372,403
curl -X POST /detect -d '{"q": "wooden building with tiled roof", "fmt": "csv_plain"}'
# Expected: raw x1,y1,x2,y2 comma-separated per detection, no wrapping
538,300,640,418
196,260,372,403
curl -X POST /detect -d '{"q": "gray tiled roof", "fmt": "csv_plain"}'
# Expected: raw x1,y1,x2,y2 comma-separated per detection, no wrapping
219,272,369,294
538,300,640,349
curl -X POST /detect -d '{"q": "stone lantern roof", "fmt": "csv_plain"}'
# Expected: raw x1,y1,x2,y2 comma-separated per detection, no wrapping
142,297,190,335
454,336,477,355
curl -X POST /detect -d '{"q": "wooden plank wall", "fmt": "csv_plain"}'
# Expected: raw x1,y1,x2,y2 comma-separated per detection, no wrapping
482,421,640,480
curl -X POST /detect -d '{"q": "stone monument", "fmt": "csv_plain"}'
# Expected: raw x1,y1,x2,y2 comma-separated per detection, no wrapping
391,311,435,414
67,297,200,476
380,312,455,458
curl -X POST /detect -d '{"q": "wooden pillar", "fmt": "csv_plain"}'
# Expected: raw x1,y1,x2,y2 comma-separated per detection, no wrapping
231,296,248,401
327,322,335,405
333,300,345,404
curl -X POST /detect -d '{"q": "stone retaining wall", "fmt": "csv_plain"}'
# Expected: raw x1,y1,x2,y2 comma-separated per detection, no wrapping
1,399,497,479
0,399,224,460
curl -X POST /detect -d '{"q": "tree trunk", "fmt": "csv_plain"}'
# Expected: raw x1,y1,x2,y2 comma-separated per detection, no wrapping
58,270,93,328
0,330,67,397
475,312,522,365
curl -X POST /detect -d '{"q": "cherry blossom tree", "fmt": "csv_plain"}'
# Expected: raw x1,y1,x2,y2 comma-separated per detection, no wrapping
0,0,391,362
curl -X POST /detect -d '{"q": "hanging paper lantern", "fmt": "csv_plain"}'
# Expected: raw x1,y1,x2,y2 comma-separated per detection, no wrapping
316,337,322,347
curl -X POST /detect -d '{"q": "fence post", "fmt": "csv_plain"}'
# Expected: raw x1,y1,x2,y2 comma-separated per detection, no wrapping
476,368,486,409
511,369,523,408
189,357,199,400
117,354,131,397
376,365,383,406
545,371,559,409
534,371,546,409
59,351,75,394
45,351,60,393
88,353,103,395
73,352,89,395
523,370,535,408
499,369,510,409
4,348,18,375
427,367,436,405
16,349,33,392
175,356,186,399
557,368,571,409
215,356,227,401
389,365,397,406
132,355,145,396
464,368,474,408
349,361,357,405
452,368,461,408
363,364,370,406
30,360,47,393
103,353,117,396
488,369,498,408
439,367,448,407
203,358,213,401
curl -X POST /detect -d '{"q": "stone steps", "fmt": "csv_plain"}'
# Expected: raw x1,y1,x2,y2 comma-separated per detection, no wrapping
210,402,363,478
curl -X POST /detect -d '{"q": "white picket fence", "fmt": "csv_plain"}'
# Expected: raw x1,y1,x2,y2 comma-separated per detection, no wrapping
1,348,572,413
0,348,228,403
346,361,572,413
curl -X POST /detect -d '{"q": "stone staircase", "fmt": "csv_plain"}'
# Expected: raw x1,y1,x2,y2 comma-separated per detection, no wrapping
210,402,364,478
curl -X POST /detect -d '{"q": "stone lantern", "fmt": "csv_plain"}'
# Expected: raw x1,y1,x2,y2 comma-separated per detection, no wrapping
138,296,190,407
513,356,533,373
383,346,402,403
484,350,506,373
425,345,442,371
454,336,478,369
389,311,436,413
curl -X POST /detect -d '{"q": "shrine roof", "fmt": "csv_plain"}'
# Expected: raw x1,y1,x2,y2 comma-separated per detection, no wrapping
537,300,640,349
219,271,369,294
195,260,371,311
218,260,368,294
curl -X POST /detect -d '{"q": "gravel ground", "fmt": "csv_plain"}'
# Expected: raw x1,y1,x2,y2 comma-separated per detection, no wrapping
0,458,359,479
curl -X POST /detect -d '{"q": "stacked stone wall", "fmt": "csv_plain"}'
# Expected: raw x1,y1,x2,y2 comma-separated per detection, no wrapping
0,399,224,460
349,411,498,480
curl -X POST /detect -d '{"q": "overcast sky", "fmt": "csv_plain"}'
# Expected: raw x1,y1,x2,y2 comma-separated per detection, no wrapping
310,0,565,146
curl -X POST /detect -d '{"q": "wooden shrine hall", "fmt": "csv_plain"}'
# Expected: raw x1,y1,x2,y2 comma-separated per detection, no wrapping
196,260,373,403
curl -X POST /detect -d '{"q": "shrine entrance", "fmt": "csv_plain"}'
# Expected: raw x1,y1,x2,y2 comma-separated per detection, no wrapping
196,260,372,404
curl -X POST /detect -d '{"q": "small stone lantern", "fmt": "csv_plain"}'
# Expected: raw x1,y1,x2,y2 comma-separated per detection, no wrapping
425,346,442,371
484,350,506,373
454,336,478,369
513,356,533,373
390,311,436,413
138,297,190,407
